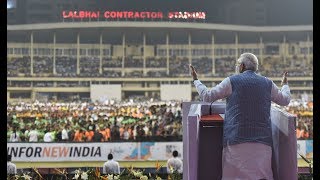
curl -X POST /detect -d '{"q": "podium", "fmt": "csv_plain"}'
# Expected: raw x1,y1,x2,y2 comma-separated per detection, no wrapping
198,112,224,179
182,102,297,180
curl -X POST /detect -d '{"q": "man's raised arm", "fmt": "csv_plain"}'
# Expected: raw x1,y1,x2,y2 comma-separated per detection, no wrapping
189,64,232,102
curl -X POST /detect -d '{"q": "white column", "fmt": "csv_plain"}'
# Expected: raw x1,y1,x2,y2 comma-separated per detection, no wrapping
235,33,238,59
283,35,286,64
188,33,192,65
143,33,146,76
100,33,103,74
30,32,34,76
77,32,80,75
53,32,56,75
31,90,36,101
166,33,169,75
307,34,311,64
212,33,215,75
259,35,263,64
122,33,125,76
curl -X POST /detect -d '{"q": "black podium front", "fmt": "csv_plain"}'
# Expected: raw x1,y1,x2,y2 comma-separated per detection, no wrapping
198,115,224,180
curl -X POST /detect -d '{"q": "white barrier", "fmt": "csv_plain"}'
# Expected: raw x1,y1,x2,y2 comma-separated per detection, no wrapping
7,140,312,162
7,142,183,162
160,84,191,101
90,84,122,102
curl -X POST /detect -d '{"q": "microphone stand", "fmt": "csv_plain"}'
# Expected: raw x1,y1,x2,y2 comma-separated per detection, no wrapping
298,152,313,177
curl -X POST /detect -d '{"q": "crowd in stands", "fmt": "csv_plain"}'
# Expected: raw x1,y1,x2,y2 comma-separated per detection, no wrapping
7,98,312,143
34,82,54,87
79,57,100,77
124,57,143,68
7,57,31,77
192,57,212,75
260,56,312,77
169,57,189,76
7,100,183,143
56,82,79,87
103,70,122,77
103,57,122,68
274,99,313,140
10,81,32,87
7,55,312,78
146,71,168,77
215,57,236,77
56,56,77,77
33,56,53,74
124,71,144,77
146,57,167,68
296,116,313,140
285,100,313,140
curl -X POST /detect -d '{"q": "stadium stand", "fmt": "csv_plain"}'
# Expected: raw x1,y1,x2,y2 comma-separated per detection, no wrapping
7,100,183,142
7,100,312,142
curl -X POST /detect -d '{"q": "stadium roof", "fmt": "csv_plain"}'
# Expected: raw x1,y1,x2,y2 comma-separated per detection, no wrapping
7,22,312,44
7,22,313,32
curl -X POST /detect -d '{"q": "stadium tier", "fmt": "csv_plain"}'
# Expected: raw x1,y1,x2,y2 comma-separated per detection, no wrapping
7,100,312,143
7,22,313,102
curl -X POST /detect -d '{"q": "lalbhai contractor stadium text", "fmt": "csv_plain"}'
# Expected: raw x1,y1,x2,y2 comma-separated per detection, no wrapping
62,10,206,19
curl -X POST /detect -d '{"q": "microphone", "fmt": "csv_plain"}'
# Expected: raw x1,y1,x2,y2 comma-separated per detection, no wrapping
209,101,215,115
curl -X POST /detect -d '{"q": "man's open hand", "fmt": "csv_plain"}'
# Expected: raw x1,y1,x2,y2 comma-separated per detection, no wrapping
189,64,198,80
281,71,288,85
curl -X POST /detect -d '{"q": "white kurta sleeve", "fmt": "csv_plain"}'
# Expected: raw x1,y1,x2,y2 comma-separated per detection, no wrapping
179,159,183,173
271,82,291,106
102,163,106,174
117,162,120,174
166,159,171,173
193,78,232,102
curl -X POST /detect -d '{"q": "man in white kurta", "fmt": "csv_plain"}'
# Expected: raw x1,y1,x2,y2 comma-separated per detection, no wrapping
7,155,17,175
167,150,183,173
103,153,120,175
61,126,69,141
43,131,54,142
190,53,291,180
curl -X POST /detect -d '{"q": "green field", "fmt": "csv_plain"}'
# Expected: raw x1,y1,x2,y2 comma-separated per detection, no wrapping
15,159,311,169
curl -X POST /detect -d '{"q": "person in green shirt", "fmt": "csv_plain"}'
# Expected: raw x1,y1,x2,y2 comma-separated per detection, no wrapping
38,130,45,142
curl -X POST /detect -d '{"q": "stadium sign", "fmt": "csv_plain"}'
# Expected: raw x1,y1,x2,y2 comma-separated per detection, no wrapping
6,141,313,162
62,10,206,20
7,142,183,162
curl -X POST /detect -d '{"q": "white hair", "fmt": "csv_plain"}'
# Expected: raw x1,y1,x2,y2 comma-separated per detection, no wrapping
237,53,259,72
